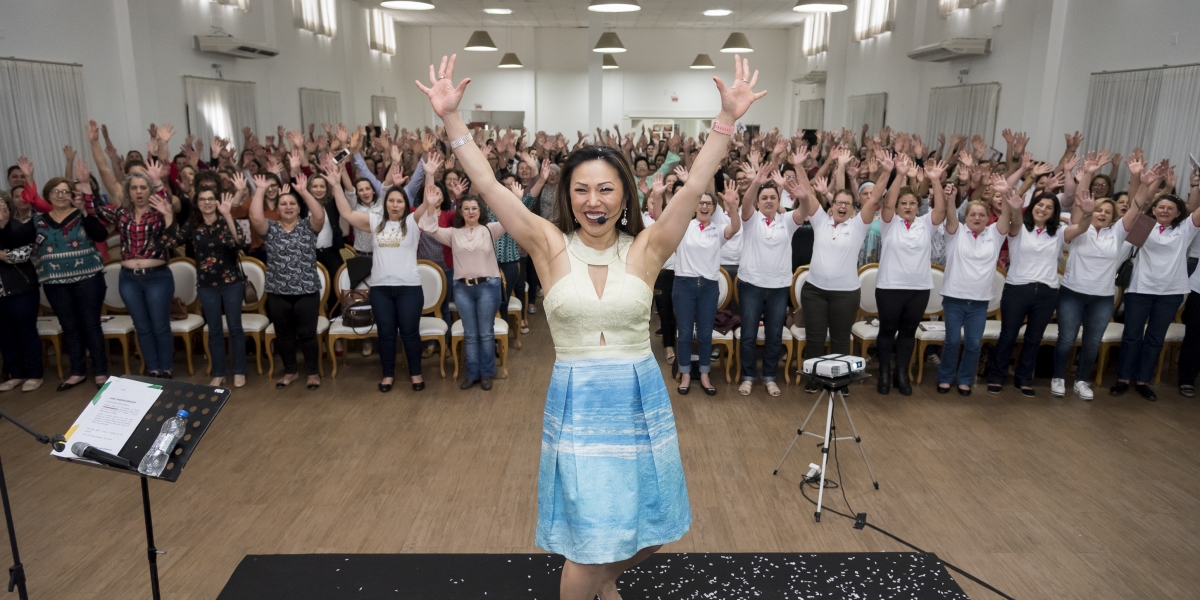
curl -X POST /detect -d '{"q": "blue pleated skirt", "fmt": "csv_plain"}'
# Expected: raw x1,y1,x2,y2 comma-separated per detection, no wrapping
536,353,691,564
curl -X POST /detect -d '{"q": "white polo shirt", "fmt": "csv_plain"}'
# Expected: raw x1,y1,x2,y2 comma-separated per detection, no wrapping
1006,224,1066,287
942,223,1004,302
1062,220,1128,297
1131,216,1199,296
714,207,743,265
806,209,870,292
738,210,801,289
877,213,934,290
674,219,731,281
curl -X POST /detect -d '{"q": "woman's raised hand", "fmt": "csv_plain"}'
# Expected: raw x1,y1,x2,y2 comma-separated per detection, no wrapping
416,55,472,119
218,193,235,217
232,171,247,192
925,160,948,183
1077,189,1095,213
294,171,309,191
252,174,269,191
713,55,767,122
424,151,444,176
720,185,740,214
389,163,407,187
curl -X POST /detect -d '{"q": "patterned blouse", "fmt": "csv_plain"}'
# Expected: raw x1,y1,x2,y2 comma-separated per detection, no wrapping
263,218,320,295
89,194,180,261
185,219,247,287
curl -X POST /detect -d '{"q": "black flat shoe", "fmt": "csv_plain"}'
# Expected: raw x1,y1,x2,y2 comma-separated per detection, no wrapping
702,385,717,396
1136,383,1157,402
677,384,690,395
460,379,478,390
937,384,951,394
1180,384,1196,398
987,383,1002,395
958,386,972,396
1110,381,1130,396
147,371,160,379
56,379,84,392
159,372,173,380
378,383,393,393
805,379,821,394
1019,387,1035,398
412,382,425,391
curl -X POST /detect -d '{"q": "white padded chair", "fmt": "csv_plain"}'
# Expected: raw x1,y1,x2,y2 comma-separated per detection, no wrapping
912,266,945,384
36,287,64,379
326,263,377,376
788,267,810,383
676,267,735,383
165,258,205,375
201,256,271,376
850,264,880,358
98,261,137,374
418,260,449,379
267,263,330,377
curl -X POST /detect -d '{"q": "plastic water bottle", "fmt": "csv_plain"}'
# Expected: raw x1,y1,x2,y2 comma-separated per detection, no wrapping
138,410,189,477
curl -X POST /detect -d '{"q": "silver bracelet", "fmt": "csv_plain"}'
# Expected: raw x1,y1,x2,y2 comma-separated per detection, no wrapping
449,134,472,149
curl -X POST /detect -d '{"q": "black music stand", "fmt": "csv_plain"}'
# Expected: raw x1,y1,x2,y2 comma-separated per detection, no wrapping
54,376,230,600
772,371,878,522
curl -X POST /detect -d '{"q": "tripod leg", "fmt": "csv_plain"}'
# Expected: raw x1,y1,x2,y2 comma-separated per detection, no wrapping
814,392,834,522
773,391,827,475
796,392,825,436
0,454,29,600
772,433,802,476
837,392,879,489
141,477,162,600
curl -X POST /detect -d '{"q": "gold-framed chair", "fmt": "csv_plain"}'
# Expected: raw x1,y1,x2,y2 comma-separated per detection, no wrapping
417,260,449,379
200,255,270,376
907,264,945,381
1155,299,1187,384
733,274,794,385
266,263,331,378
166,257,206,375
36,287,64,379
326,263,377,376
98,261,136,374
788,266,809,384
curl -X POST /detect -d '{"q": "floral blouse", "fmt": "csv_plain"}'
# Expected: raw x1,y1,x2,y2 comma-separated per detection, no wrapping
184,219,247,287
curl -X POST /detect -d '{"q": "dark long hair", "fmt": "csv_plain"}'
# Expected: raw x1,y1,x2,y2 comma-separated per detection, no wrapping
552,145,644,237
453,194,491,229
376,187,410,236
1148,193,1188,228
1024,192,1061,234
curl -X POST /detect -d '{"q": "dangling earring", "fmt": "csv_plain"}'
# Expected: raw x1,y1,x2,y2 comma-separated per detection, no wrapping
620,208,628,226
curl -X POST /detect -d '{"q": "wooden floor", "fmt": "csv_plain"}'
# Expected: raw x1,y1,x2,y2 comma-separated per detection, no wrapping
2,310,1198,600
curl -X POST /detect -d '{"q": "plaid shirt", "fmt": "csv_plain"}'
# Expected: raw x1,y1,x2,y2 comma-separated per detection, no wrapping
88,194,180,261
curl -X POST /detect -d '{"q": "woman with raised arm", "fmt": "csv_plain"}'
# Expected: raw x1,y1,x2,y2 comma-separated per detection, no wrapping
873,158,948,396
416,53,765,600
184,188,248,388
937,175,1020,395
249,174,326,390
797,148,886,395
324,159,426,393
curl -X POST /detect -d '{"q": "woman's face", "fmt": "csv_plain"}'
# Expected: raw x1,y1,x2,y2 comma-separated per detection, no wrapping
385,191,407,221
988,189,1004,214
1090,178,1110,198
1031,198,1056,226
634,160,650,178
654,155,665,169
460,199,481,227
196,190,218,217
1115,195,1130,216
126,150,143,163
696,195,714,224
830,192,855,225
570,160,623,233
48,182,74,210
517,162,532,180
265,179,280,201
128,177,151,206
663,174,678,190
1152,198,1180,226
757,187,780,218
966,205,989,233
180,166,196,188
278,194,300,222
11,186,28,210
365,158,376,174
443,172,460,190
546,167,559,186
309,176,328,201
355,180,375,205
897,193,919,222
486,149,499,171
1093,202,1114,228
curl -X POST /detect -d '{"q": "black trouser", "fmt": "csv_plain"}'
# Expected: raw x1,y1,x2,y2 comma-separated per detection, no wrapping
875,288,930,372
0,290,44,380
801,282,860,359
1179,291,1200,386
655,269,677,348
987,282,1058,388
268,292,321,376
315,246,345,315
498,260,521,322
524,255,540,302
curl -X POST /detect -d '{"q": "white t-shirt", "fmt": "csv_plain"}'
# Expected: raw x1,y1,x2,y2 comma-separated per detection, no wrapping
1130,216,1199,296
942,223,1004,301
1188,229,1200,259
1006,225,1066,287
738,210,801,289
1062,220,1128,297
674,219,731,281
877,213,934,290
368,213,421,287
807,209,870,292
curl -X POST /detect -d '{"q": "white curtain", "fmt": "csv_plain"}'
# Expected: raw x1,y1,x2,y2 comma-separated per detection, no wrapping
796,99,825,131
184,76,258,157
925,82,1001,148
855,0,895,41
293,0,337,38
1146,65,1200,193
299,88,342,133
371,95,398,129
847,93,887,136
802,14,829,57
1080,69,1164,189
368,10,396,55
0,59,89,183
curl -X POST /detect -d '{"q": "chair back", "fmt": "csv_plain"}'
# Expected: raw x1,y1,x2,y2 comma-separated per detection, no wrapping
717,267,731,310
857,263,879,317
339,245,356,262
789,266,810,308
168,257,198,308
988,266,1006,316
317,262,331,317
417,260,447,317
239,256,268,312
101,260,127,312
925,265,946,317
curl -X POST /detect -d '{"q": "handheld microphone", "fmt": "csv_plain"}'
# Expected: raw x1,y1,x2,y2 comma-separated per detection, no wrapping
71,442,134,470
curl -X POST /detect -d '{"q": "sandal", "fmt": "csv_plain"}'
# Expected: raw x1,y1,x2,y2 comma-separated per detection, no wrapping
765,381,781,397
738,381,753,396
1180,384,1195,398
276,374,298,389
520,321,530,335
306,375,321,390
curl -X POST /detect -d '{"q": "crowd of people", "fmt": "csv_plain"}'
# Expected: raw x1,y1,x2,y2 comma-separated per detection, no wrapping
1,108,1198,401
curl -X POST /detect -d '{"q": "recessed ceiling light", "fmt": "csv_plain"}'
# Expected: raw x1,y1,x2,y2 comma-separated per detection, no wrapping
703,9,732,16
483,8,512,14
380,0,435,9
587,0,641,13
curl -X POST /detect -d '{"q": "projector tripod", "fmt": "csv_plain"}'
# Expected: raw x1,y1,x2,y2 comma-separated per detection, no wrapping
772,371,877,522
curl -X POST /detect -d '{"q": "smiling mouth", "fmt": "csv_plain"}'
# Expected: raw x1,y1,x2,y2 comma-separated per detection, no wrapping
583,211,606,224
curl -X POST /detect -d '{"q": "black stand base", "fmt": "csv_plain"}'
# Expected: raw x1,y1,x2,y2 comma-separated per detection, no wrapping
141,476,162,600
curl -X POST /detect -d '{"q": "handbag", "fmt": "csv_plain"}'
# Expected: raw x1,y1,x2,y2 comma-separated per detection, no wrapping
340,288,374,333
170,297,189,321
238,259,259,305
1115,247,1139,288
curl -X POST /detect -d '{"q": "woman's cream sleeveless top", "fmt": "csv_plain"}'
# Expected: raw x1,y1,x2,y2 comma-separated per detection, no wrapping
543,232,653,361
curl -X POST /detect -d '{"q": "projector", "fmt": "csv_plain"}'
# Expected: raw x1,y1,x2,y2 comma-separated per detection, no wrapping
802,354,866,378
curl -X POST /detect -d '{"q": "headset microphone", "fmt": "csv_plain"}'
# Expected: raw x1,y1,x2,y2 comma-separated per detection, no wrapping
596,214,608,225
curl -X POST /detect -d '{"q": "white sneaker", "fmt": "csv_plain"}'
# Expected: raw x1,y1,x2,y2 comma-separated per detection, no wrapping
1050,378,1065,397
1073,380,1094,401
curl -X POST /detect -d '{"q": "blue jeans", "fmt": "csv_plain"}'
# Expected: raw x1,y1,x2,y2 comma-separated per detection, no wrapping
120,267,176,373
454,277,501,380
1119,292,1184,383
938,296,989,387
1053,286,1114,383
988,282,1058,388
198,282,247,378
0,290,44,379
371,285,424,378
43,273,108,377
673,275,719,373
738,281,789,382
